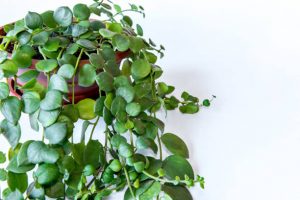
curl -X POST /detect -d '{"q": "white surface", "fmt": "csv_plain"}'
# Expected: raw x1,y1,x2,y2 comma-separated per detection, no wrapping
1,0,300,199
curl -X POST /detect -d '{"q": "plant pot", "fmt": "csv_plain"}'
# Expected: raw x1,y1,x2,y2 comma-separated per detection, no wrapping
0,26,130,103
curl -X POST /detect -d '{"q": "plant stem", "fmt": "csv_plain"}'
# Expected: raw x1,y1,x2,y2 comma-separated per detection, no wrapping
142,170,184,185
122,159,136,199
72,49,84,105
3,40,10,50
129,129,134,146
157,133,163,161
89,116,100,141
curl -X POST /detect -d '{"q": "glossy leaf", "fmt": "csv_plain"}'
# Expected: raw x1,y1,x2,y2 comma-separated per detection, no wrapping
22,91,40,114
36,59,58,73
41,10,57,28
136,136,158,154
48,74,69,93
118,143,133,158
12,50,32,68
73,3,91,20
0,60,18,77
131,59,151,80
112,34,130,52
7,156,35,174
0,82,9,100
54,6,73,27
76,98,96,120
1,96,22,125
38,109,60,127
35,163,59,185
57,64,75,79
27,141,59,164
40,90,62,111
45,123,67,144
79,64,96,87
89,53,104,69
126,102,141,117
96,72,114,92
116,86,135,103
161,133,189,158
17,140,34,167
162,155,194,180
25,12,43,30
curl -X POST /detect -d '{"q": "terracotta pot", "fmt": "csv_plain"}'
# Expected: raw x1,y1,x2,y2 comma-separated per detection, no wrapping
0,26,130,103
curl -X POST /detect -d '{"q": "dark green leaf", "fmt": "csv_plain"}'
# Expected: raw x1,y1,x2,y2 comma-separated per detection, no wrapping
162,184,193,200
62,105,79,122
131,59,151,80
12,50,32,68
17,140,34,166
25,12,43,30
136,136,158,154
36,59,58,73
73,3,91,20
161,133,189,158
76,39,97,50
94,97,105,116
45,181,64,198
35,163,59,185
7,172,28,193
41,10,57,28
0,82,9,100
79,64,96,87
40,90,62,111
162,155,194,180
89,53,104,69
96,72,114,92
45,123,67,144
7,156,35,173
84,140,104,168
111,96,126,116
136,24,143,36
54,6,73,27
179,103,199,114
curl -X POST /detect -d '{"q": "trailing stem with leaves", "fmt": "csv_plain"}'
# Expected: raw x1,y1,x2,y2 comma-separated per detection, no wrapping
0,1,214,199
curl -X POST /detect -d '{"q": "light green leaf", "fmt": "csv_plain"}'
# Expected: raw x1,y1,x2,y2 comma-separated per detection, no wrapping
76,98,96,120
48,74,69,93
116,86,135,103
17,140,34,167
0,151,6,163
126,102,141,117
22,91,40,114
25,12,43,30
78,64,96,87
57,64,75,79
112,34,130,52
0,60,18,77
7,156,35,174
118,143,133,158
72,24,88,37
131,59,151,80
38,109,60,127
27,141,59,164
161,133,189,158
111,96,126,116
54,6,73,27
44,38,60,52
40,90,62,111
0,168,7,181
12,50,32,68
0,82,9,100
0,120,21,149
99,29,116,39
35,59,58,73
6,189,24,200
45,123,67,144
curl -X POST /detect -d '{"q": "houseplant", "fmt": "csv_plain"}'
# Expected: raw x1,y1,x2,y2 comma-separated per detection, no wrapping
0,1,214,199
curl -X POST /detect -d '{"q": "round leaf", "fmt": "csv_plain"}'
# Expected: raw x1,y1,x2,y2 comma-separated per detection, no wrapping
40,90,62,111
22,91,40,114
45,123,67,144
131,59,151,80
41,10,57,28
35,163,59,185
57,64,75,79
116,86,135,103
38,109,60,127
27,141,59,164
48,74,68,93
0,60,18,77
0,120,21,149
54,6,73,27
76,98,96,120
118,143,133,158
1,96,22,125
73,3,91,20
161,133,189,158
96,72,114,92
12,50,32,68
162,185,193,200
112,34,130,52
126,102,141,117
78,64,96,87
25,12,43,30
0,82,9,100
36,59,58,73
162,155,194,180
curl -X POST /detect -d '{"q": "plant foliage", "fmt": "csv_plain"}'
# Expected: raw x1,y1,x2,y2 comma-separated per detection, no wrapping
0,1,214,199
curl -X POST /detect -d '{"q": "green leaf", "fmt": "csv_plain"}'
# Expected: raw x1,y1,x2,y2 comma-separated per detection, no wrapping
162,155,194,180
139,181,161,200
0,120,20,149
27,182,45,199
162,185,193,200
84,140,104,168
131,59,151,80
94,97,105,116
126,102,141,117
129,36,145,53
0,168,7,181
18,70,39,82
45,123,67,144
38,109,60,127
44,38,60,52
36,59,58,73
136,136,158,154
62,105,79,122
109,159,122,172
25,12,43,30
72,24,88,37
108,23,123,33
40,90,62,111
27,141,59,164
76,98,96,120
79,64,96,87
99,29,116,39
57,64,75,79
96,72,114,92
0,60,18,77
54,6,73,27
112,34,130,52
35,163,59,185
103,107,113,125
118,143,133,158
73,3,91,20
17,140,34,167
7,172,28,193
76,39,97,50
32,31,49,45
111,134,127,148
48,74,69,93
179,103,199,114
116,86,135,103
89,53,104,69
111,96,126,116
136,24,143,36
29,110,39,131
0,82,9,100
6,189,24,200
17,31,31,45
41,10,57,28
45,181,64,198
12,50,32,68
161,133,189,158
7,156,35,174
0,50,8,63
0,151,6,163
21,91,40,114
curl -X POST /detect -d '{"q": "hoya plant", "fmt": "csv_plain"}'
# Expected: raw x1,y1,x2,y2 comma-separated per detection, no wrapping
0,1,214,199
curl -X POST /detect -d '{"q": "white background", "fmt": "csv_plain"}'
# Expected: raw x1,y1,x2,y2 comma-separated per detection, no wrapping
1,0,300,199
